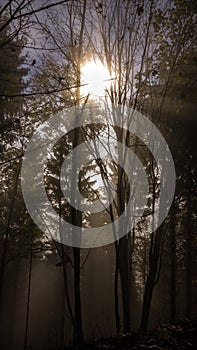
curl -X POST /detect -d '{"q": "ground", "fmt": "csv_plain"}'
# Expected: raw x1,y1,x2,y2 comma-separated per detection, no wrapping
63,318,197,350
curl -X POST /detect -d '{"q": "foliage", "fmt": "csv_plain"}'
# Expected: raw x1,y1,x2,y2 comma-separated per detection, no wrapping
62,318,197,349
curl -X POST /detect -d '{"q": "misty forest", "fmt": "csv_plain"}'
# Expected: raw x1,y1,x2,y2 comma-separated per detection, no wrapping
0,0,196,349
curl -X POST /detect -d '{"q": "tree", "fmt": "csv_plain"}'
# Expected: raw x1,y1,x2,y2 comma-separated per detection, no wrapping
138,0,197,331
0,21,28,305
85,0,161,332
1,0,196,346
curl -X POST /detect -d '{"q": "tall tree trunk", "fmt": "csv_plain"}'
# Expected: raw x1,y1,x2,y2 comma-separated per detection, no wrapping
114,242,120,334
119,235,131,332
60,244,74,345
70,130,84,344
140,270,155,332
140,225,164,332
70,121,84,344
186,187,192,319
70,0,87,341
73,247,83,344
24,230,33,350
115,124,132,333
170,200,176,323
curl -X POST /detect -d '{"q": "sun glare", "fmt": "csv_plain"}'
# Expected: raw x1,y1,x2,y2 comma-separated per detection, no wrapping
80,59,111,98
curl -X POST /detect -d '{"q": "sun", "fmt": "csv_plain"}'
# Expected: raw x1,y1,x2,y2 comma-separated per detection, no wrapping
80,59,111,98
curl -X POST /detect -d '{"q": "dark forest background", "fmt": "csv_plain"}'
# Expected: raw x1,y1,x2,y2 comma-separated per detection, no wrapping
0,1,196,349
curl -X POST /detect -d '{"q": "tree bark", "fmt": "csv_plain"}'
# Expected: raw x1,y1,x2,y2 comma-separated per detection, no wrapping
186,187,192,319
119,235,131,332
140,271,155,332
73,247,83,344
24,231,33,350
170,201,176,323
114,242,120,334
140,225,164,332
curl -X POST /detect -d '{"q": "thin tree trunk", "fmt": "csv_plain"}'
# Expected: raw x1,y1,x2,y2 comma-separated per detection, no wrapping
119,235,131,332
24,231,33,350
186,187,192,319
114,242,120,334
73,247,83,344
115,126,131,333
71,0,86,342
140,225,164,332
70,124,84,344
170,201,176,323
140,271,155,332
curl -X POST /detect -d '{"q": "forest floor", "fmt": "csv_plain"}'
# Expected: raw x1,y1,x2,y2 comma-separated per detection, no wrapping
65,318,197,350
